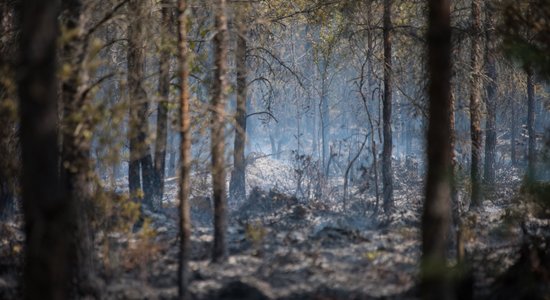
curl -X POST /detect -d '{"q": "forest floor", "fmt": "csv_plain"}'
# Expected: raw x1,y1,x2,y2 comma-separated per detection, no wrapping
0,156,543,299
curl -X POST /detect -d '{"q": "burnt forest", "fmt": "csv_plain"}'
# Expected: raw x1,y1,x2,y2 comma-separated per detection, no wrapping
1,0,550,299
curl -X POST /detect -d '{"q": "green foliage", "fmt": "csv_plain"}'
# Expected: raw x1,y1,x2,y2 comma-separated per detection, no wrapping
501,0,550,78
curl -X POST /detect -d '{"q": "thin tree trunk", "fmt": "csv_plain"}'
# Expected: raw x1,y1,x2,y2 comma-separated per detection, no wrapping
382,0,394,214
0,1,18,220
321,67,330,175
526,67,536,181
154,1,172,208
18,1,75,298
177,0,191,297
483,4,497,187
229,4,248,203
449,93,463,262
469,0,483,210
422,0,452,298
511,97,517,166
343,134,368,210
212,0,229,262
168,131,177,177
366,1,380,213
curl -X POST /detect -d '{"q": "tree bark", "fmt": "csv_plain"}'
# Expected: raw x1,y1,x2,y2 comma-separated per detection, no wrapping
59,0,97,296
382,0,394,214
229,3,248,203
449,92,462,260
365,1,380,214
422,0,452,298
127,0,154,209
18,0,75,298
526,67,536,181
483,3,497,187
321,66,330,175
469,0,483,210
511,97,517,166
177,0,191,298
154,1,173,208
0,1,18,220
212,0,229,262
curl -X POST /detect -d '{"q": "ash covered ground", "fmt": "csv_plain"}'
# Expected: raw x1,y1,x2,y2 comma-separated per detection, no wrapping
0,155,544,299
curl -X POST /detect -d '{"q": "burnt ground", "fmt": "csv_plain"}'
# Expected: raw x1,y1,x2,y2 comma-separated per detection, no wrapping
1,157,548,299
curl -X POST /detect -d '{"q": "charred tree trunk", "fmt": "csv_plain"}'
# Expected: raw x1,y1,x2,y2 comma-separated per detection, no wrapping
0,1,18,220
127,0,154,209
382,0,394,214
483,4,497,187
60,0,97,296
366,1,380,213
229,4,248,203
212,0,229,262
321,68,330,175
154,1,173,208
469,0,483,210
511,97,517,166
18,0,75,298
422,0,452,298
526,67,536,181
127,0,142,203
449,92,463,261
168,131,177,177
177,0,191,298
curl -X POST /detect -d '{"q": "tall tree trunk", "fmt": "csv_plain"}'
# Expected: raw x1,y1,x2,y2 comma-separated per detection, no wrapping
526,67,536,181
511,97,517,166
321,66,330,175
154,1,172,208
168,131,177,177
127,0,154,208
483,4,497,187
365,1,380,213
229,3,248,203
382,0,394,214
212,0,229,262
469,0,483,210
60,0,97,296
449,92,463,261
0,1,18,220
177,0,191,298
422,0,452,298
18,0,75,298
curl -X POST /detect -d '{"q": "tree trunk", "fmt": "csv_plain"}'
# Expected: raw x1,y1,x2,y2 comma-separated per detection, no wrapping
18,0,75,298
127,0,154,209
168,131,177,177
229,4,248,203
422,0,452,298
469,0,483,210
321,68,330,175
483,4,497,187
366,1,380,214
60,0,98,296
382,0,394,214
154,1,172,208
448,93,464,262
511,97,517,166
211,0,229,262
177,0,191,298
526,67,536,181
0,1,18,220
